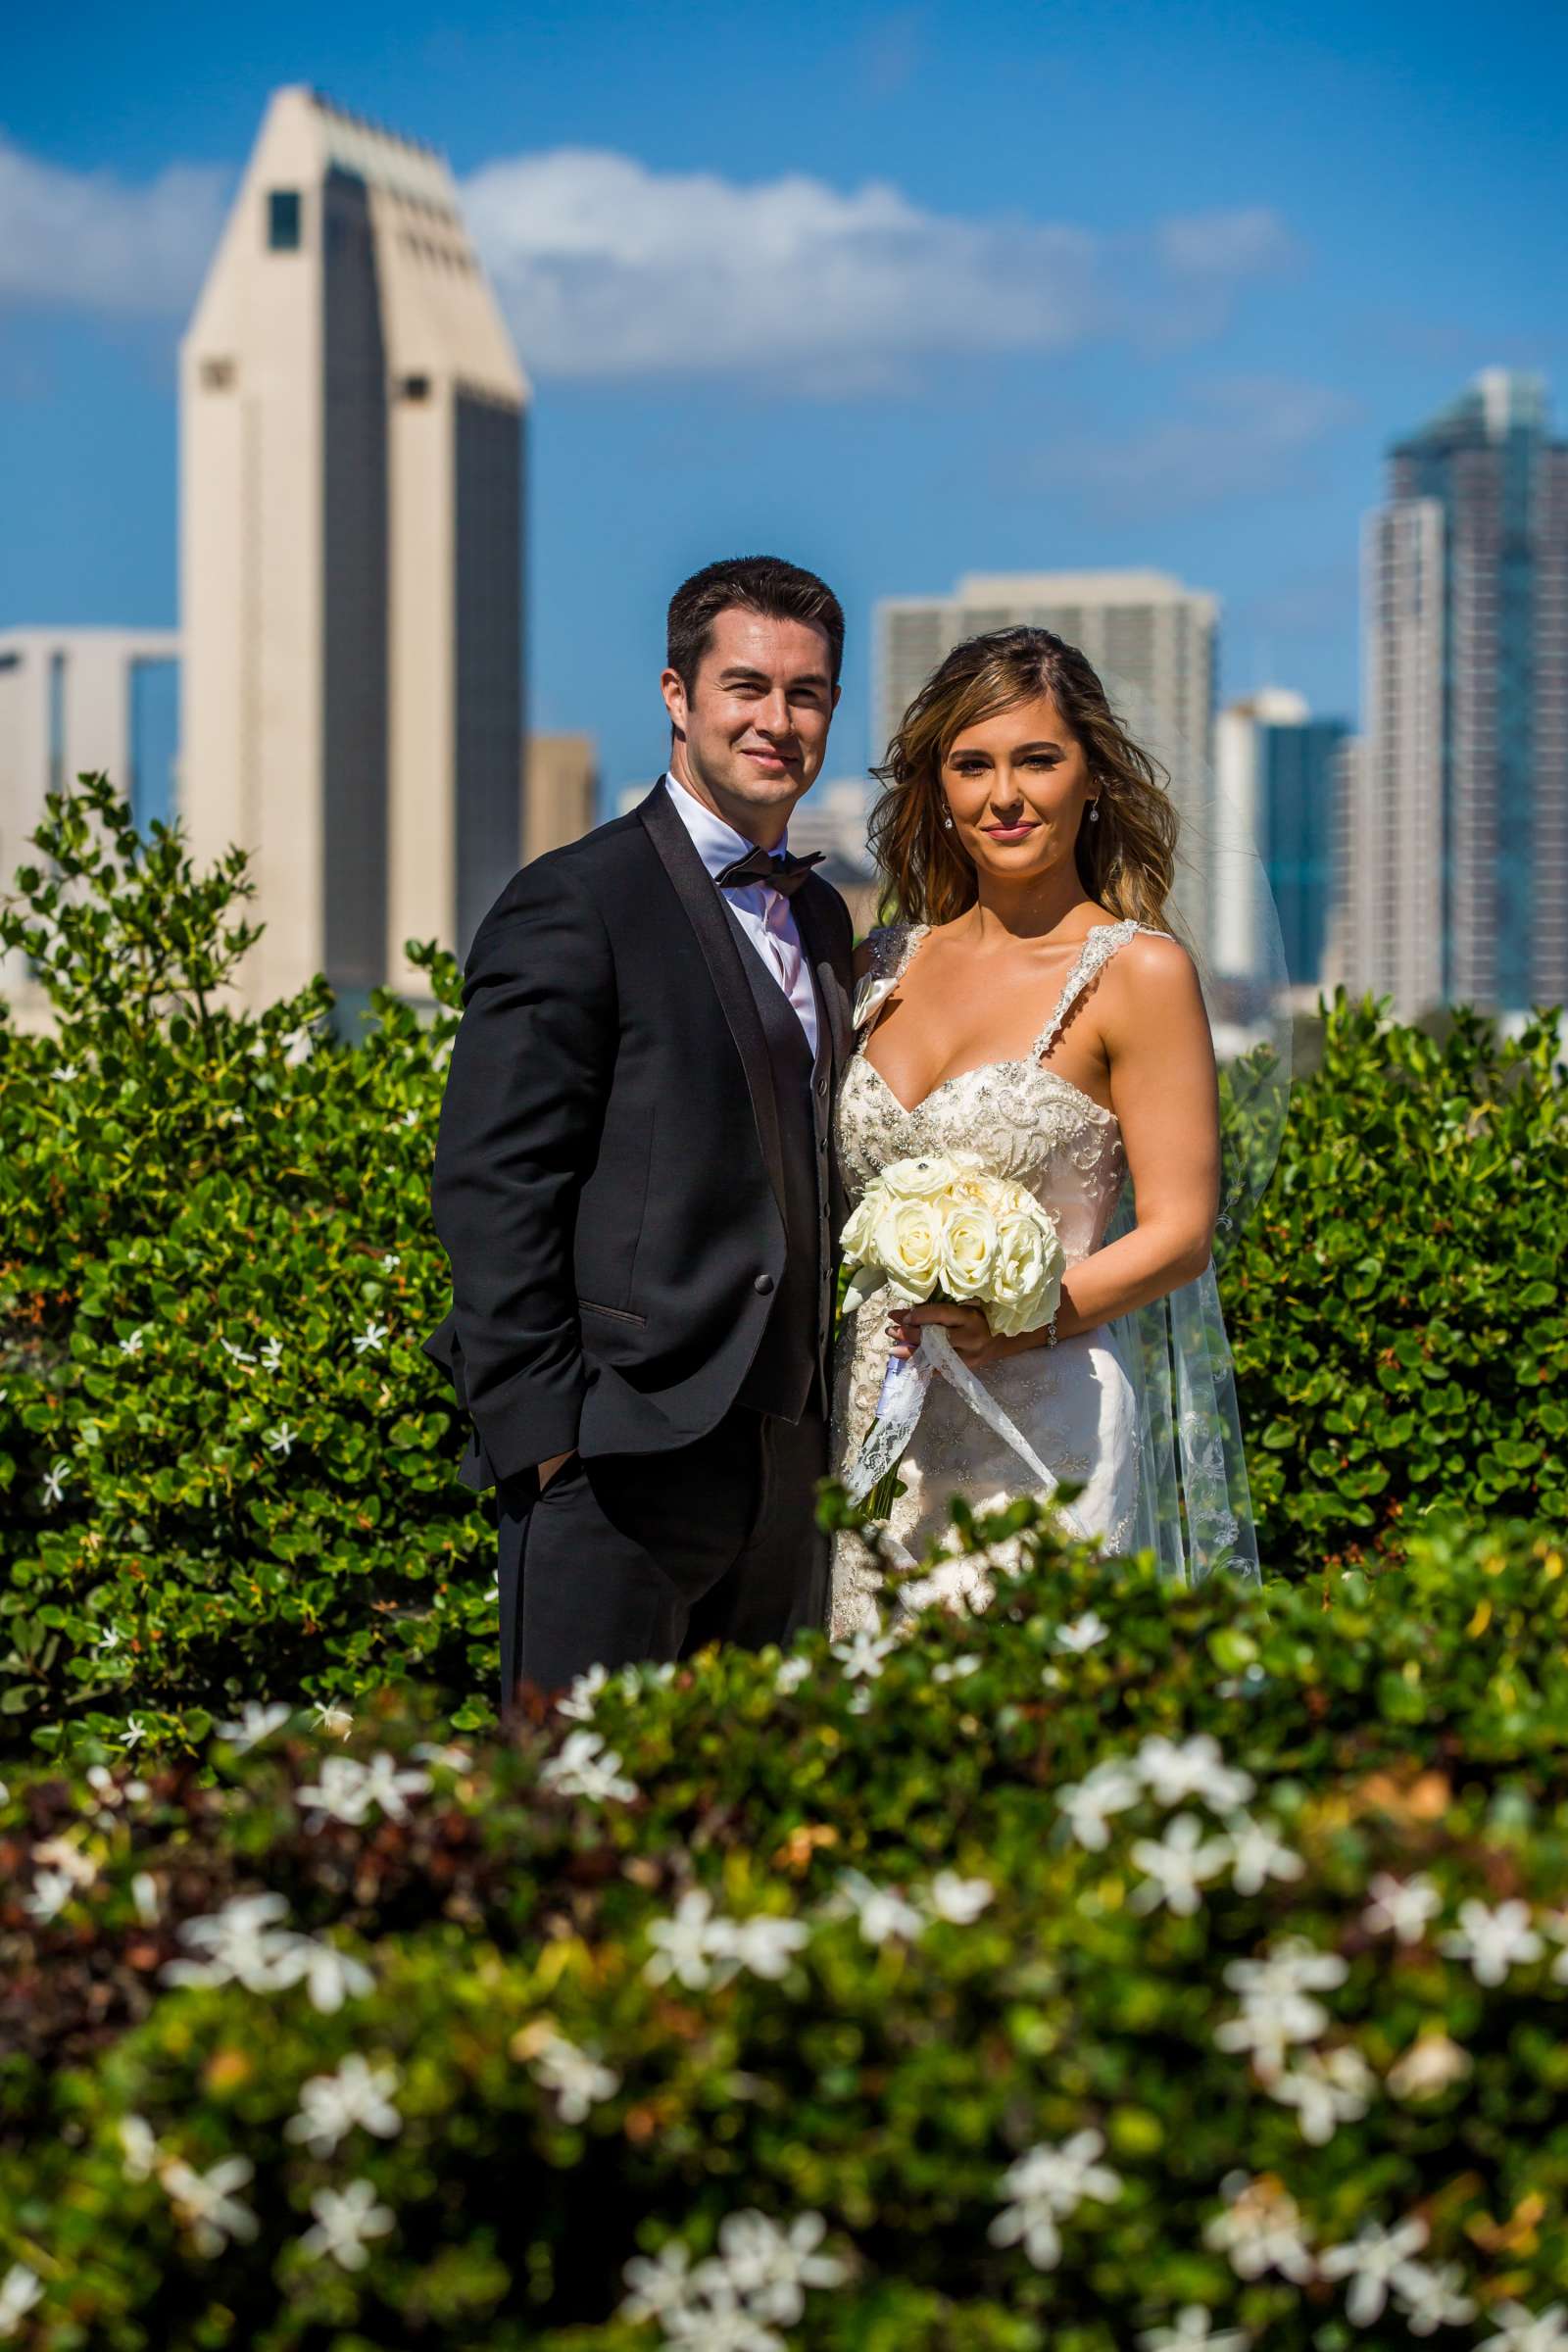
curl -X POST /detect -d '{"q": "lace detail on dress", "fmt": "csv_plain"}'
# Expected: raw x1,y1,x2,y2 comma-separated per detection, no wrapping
830,919,1165,1638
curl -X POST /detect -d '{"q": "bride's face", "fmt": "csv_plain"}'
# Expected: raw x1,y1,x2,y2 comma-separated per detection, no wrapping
940,695,1095,881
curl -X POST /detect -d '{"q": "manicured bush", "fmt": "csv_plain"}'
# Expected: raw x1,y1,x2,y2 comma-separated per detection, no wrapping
3,1515,1567,2347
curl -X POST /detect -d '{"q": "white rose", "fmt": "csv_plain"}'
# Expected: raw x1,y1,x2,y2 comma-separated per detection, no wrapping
838,1193,882,1263
878,1153,958,1201
873,1196,944,1302
986,1208,1065,1337
940,1201,999,1299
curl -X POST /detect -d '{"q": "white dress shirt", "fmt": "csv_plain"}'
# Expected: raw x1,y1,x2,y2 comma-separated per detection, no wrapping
662,773,820,1057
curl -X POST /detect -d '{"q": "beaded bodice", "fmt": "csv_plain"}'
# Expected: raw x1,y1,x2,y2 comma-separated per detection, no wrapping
836,917,1161,1268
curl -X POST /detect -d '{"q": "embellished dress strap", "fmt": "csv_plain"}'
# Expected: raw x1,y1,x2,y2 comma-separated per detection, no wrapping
1031,916,1149,1061
854,921,929,1045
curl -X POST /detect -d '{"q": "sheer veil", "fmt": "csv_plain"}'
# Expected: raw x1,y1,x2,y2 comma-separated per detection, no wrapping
1098,673,1293,1588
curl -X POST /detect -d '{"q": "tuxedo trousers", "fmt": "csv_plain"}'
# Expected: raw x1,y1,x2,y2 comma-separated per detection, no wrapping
494,1401,830,1710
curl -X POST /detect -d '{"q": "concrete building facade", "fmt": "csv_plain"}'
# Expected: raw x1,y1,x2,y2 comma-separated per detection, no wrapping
180,85,528,1010
523,733,598,865
1215,688,1348,1004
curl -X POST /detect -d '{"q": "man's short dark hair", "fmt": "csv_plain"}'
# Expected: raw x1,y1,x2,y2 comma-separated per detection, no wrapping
667,556,846,693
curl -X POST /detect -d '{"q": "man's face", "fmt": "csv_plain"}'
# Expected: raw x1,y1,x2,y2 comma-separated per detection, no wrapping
662,606,840,839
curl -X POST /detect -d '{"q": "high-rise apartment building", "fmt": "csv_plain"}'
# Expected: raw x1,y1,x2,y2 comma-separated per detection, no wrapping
1215,689,1348,1004
1342,368,1568,1018
180,85,528,1010
874,570,1220,947
0,628,180,1024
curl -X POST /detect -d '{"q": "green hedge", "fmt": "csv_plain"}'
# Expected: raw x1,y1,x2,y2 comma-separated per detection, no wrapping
3,1516,1567,2346
2,781,1565,1766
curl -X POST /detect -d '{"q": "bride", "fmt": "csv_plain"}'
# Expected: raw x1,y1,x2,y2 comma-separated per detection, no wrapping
830,624,1254,1638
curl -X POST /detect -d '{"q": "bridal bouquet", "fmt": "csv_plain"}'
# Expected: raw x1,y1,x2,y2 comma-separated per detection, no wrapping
839,1152,1065,1522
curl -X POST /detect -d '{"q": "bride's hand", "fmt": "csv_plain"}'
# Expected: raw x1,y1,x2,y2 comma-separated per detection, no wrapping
887,1300,1008,1368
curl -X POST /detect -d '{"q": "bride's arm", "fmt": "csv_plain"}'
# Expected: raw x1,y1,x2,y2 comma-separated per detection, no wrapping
891,931,1219,1365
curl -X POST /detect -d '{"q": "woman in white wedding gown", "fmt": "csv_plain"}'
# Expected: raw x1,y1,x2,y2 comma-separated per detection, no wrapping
829,626,1256,1638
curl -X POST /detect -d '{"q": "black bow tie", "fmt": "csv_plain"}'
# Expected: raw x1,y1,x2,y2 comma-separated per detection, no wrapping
713,846,825,898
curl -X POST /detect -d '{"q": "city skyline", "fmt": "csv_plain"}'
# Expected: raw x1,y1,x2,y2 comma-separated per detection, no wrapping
3,0,1563,793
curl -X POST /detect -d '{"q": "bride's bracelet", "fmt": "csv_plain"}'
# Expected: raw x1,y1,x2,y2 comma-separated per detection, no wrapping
1041,1307,1059,1349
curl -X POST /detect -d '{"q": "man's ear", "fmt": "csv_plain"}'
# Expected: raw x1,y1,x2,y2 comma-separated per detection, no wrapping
660,664,689,737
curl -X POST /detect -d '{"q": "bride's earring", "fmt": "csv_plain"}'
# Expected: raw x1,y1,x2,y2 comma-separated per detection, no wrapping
1089,801,1101,824
942,810,955,830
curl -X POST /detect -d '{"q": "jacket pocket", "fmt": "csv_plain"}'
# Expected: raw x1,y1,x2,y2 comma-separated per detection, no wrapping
578,1298,647,1327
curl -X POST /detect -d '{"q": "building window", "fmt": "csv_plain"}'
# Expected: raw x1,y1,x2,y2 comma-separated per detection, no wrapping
268,189,302,251
398,374,431,402
200,358,235,390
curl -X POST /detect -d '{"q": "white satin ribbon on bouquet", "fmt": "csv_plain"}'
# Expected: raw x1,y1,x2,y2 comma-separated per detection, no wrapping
843,1323,1060,1528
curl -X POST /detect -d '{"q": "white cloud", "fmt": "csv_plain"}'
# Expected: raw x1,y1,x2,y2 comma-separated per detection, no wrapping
461,150,1292,388
1032,375,1357,515
0,128,1294,393
0,134,229,317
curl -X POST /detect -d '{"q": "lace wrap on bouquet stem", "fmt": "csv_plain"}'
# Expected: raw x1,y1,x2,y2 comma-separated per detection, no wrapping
844,1325,1060,1518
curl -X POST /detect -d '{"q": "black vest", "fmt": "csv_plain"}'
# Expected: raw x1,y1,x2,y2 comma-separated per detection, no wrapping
725,911,835,1423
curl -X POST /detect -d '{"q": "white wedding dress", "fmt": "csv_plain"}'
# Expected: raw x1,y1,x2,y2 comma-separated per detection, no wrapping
828,916,1255,1639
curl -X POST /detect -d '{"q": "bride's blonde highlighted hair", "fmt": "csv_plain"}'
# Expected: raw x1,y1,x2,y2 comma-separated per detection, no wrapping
869,626,1181,932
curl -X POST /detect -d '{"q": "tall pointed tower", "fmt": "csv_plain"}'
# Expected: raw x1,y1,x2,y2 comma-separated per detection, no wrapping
180,85,528,1009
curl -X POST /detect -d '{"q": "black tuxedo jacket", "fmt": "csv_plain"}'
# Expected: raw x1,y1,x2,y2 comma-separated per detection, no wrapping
424,781,857,1490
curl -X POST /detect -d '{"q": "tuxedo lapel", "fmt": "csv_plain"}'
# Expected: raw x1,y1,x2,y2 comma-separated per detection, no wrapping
639,782,786,1219
791,879,852,1088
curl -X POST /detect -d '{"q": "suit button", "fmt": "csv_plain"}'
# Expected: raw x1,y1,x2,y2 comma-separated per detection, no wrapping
815,1076,828,1099
817,1135,828,1153
754,1273,774,1296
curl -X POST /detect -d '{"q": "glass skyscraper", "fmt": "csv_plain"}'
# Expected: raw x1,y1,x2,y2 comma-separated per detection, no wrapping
1342,369,1568,1017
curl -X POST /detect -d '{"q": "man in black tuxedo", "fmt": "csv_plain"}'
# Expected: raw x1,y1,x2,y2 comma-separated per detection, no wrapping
425,556,856,1713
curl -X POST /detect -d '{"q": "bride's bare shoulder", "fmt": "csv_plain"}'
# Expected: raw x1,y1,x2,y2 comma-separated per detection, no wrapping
1100,923,1206,1042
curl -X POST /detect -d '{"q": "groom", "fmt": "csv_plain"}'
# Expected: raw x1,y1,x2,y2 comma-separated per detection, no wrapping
425,556,856,1713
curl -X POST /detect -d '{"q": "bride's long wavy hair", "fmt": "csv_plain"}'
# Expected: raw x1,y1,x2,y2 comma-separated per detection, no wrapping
869,626,1182,934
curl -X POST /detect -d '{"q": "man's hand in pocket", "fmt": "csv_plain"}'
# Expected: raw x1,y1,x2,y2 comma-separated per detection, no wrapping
538,1450,577,1493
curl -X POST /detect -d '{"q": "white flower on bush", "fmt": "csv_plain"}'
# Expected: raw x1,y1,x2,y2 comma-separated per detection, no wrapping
1203,2177,1315,2282
646,1889,739,1991
159,2154,259,2257
618,2240,707,2325
24,1867,79,1925
774,1654,812,1693
1393,2260,1478,2336
118,1328,147,1358
1130,1815,1232,1916
539,1730,638,1804
1386,2031,1471,2101
1318,2216,1429,2326
217,1700,292,1752
120,1717,147,1749
220,1338,256,1368
41,1458,70,1507
1223,1815,1304,1896
727,1914,811,1980
286,2054,403,2155
1215,1941,1348,2073
411,1740,473,1773
925,1871,995,1925
298,2179,396,2270
284,1939,377,2016
96,1622,123,1651
557,1662,610,1721
1057,1759,1142,1850
1361,1871,1443,1943
1479,2303,1568,2352
352,1319,390,1356
311,1700,354,1739
1439,1897,1544,1985
529,2031,621,2125
0,2264,43,2338
931,1653,981,1683
987,2129,1122,2272
829,1870,925,1946
1135,1734,1254,1811
1137,2310,1249,2352
295,1752,430,1827
1054,1612,1109,1653
162,1891,300,1992
830,1629,897,1681
714,2209,849,2324
265,1422,298,1459
258,1336,283,1374
132,1874,160,1923
119,2114,160,2180
1267,2046,1375,2144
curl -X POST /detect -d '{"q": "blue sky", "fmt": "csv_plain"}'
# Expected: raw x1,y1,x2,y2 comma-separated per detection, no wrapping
3,0,1564,805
